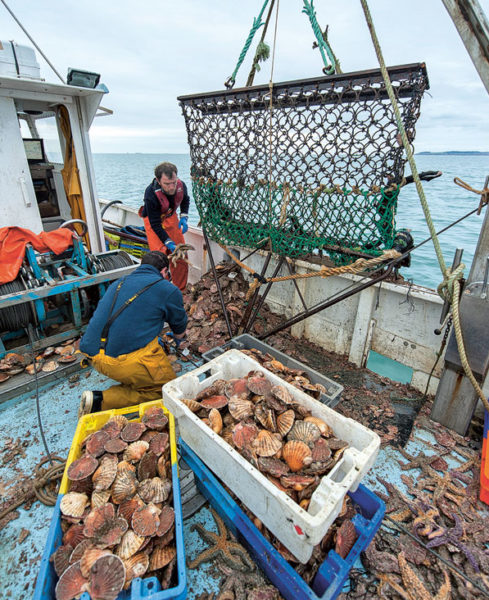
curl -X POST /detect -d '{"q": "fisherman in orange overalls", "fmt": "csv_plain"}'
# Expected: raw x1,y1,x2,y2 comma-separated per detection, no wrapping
139,162,190,290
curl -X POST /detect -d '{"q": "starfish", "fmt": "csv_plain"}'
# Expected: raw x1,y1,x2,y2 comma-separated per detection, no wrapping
376,476,413,521
397,448,444,477
187,508,255,572
217,563,269,600
398,552,451,600
426,513,479,572
417,467,466,504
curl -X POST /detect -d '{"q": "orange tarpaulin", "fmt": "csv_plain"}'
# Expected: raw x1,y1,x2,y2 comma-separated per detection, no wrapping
0,226,75,285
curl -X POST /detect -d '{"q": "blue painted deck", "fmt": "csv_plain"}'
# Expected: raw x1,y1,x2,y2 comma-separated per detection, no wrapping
0,360,487,599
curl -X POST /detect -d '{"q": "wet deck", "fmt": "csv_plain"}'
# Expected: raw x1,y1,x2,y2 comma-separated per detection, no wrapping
0,343,487,599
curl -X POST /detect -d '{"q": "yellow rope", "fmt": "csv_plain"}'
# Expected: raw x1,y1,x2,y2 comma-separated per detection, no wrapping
219,243,400,299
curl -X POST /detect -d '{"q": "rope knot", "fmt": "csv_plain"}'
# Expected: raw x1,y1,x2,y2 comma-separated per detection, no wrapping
252,272,268,284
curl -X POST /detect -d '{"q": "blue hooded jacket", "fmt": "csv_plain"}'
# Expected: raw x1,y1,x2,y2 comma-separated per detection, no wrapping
80,264,187,358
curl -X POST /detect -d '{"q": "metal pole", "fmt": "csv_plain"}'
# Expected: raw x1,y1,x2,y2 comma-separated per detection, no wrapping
245,256,286,333
285,258,308,311
237,251,273,335
202,228,234,339
258,262,396,339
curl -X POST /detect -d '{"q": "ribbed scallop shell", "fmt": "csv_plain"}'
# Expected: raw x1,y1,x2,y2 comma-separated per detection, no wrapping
91,490,111,509
123,440,149,463
311,437,332,462
181,397,202,412
208,408,223,434
117,496,144,524
116,530,145,560
280,474,316,491
137,451,158,481
80,547,111,578
67,455,99,481
221,427,234,446
104,438,128,454
232,422,259,449
60,492,89,518
304,416,333,437
132,503,161,537
156,506,175,537
157,456,167,479
102,415,128,438
123,552,149,590
254,404,276,432
195,378,227,400
200,395,228,410
288,421,321,445
149,545,176,570
111,471,137,504
86,431,110,457
51,544,72,577
276,409,295,436
88,554,125,600
83,503,115,538
335,520,357,559
55,561,88,600
247,376,272,396
62,524,85,549
224,378,249,399
282,440,313,472
228,397,254,421
138,477,171,504
121,422,147,442
116,460,136,474
92,516,128,549
252,430,283,457
141,406,168,430
271,385,294,405
149,432,169,456
70,539,93,564
92,455,118,491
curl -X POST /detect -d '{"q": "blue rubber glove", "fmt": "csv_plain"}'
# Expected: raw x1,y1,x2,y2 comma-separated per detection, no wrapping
165,239,176,253
165,331,185,348
178,216,188,234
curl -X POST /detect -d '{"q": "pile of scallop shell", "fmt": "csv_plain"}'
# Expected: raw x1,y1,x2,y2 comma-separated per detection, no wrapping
51,406,177,600
182,371,348,507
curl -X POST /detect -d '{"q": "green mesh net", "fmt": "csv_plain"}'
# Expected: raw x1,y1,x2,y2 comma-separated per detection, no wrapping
179,64,428,263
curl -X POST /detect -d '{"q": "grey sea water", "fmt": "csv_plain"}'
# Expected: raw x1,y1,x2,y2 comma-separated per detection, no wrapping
92,153,489,290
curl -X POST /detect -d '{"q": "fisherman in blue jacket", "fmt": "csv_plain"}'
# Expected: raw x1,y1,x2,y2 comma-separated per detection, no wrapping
78,251,188,417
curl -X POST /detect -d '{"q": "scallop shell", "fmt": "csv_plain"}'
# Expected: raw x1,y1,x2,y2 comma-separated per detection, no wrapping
271,385,294,405
116,460,136,474
304,416,333,437
156,506,175,537
257,457,290,478
84,503,115,538
252,430,283,457
280,474,316,491
111,470,137,504
137,451,158,481
276,409,295,437
118,496,145,524
288,420,321,445
80,547,111,578
228,397,254,421
0,373,10,383
92,516,128,549
116,530,145,559
311,438,332,462
42,360,58,372
25,364,36,375
141,406,168,430
282,440,313,472
60,492,89,518
247,376,272,396
123,440,149,463
69,477,93,495
58,354,77,364
67,455,99,481
43,346,56,358
149,432,169,456
121,422,147,442
200,395,228,410
138,477,171,504
93,454,118,491
86,431,110,457
266,394,287,412
255,404,276,432
62,524,85,549
123,552,149,589
208,408,223,434
102,415,128,438
157,456,167,479
104,438,128,454
224,378,249,399
6,366,24,375
149,545,176,570
88,554,125,600
232,422,259,449
221,427,234,446
132,503,161,537
69,539,93,564
195,379,227,400
91,490,111,509
181,397,202,412
335,520,357,558
55,561,89,600
51,544,72,577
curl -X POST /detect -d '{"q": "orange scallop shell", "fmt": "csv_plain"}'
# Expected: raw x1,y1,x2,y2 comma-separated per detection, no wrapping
282,440,313,472
92,454,118,492
149,545,176,570
208,408,223,434
80,547,111,578
55,561,88,600
132,503,161,537
123,552,149,589
123,440,149,463
252,429,283,457
276,409,295,437
116,530,145,560
83,503,115,538
304,416,333,437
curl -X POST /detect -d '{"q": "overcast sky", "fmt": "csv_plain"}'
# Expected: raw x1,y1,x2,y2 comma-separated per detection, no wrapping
2,0,489,153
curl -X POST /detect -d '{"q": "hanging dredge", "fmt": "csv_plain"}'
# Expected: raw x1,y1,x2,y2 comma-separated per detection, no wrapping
179,1,429,267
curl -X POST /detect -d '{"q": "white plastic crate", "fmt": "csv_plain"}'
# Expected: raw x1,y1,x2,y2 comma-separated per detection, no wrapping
163,349,380,563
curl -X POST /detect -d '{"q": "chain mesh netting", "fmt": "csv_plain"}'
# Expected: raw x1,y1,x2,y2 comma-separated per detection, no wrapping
179,64,429,263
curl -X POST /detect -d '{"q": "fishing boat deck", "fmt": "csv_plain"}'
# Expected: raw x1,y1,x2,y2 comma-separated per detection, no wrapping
0,342,487,599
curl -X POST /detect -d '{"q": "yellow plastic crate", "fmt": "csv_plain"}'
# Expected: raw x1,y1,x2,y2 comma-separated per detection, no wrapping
60,400,178,495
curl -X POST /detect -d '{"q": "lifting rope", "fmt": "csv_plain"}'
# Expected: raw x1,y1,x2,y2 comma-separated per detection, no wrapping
360,0,489,410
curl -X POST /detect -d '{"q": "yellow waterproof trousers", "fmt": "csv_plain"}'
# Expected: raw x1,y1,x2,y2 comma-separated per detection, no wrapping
89,337,176,410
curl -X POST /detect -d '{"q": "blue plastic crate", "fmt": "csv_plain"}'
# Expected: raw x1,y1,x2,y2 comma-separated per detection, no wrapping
33,403,186,600
180,439,385,600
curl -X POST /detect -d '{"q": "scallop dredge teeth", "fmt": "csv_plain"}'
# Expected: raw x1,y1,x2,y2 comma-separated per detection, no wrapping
54,406,176,598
